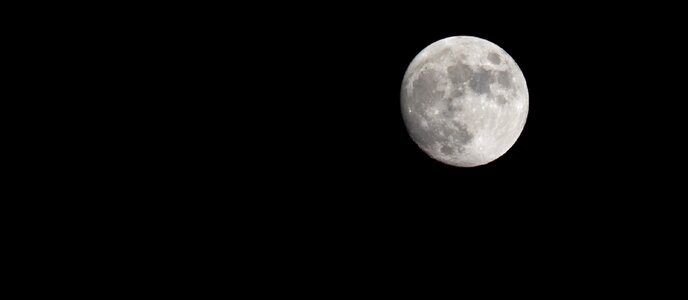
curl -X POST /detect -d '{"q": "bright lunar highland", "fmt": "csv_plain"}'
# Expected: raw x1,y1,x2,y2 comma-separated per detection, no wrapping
401,36,528,167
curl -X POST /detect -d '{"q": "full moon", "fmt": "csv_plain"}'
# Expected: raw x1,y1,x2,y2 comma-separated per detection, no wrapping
401,36,528,167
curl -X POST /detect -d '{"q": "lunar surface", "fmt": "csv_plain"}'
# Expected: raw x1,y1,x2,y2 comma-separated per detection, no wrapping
401,36,528,167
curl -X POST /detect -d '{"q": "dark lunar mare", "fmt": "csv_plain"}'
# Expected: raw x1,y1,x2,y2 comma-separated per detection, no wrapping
487,52,501,64
447,59,513,105
468,67,494,95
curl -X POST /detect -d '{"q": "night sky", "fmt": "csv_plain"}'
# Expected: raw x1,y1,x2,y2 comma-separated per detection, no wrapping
182,5,685,209
62,3,684,286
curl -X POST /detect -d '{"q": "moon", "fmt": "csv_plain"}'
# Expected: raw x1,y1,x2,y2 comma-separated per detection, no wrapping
401,36,528,167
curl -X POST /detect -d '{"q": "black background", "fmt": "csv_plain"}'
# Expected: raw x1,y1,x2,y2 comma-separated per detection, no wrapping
197,6,684,198
111,5,674,258
173,5,685,283
134,5,687,219
55,3,680,243
18,2,685,289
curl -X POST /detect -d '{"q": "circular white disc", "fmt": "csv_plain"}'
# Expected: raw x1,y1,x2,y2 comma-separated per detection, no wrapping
401,36,528,167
